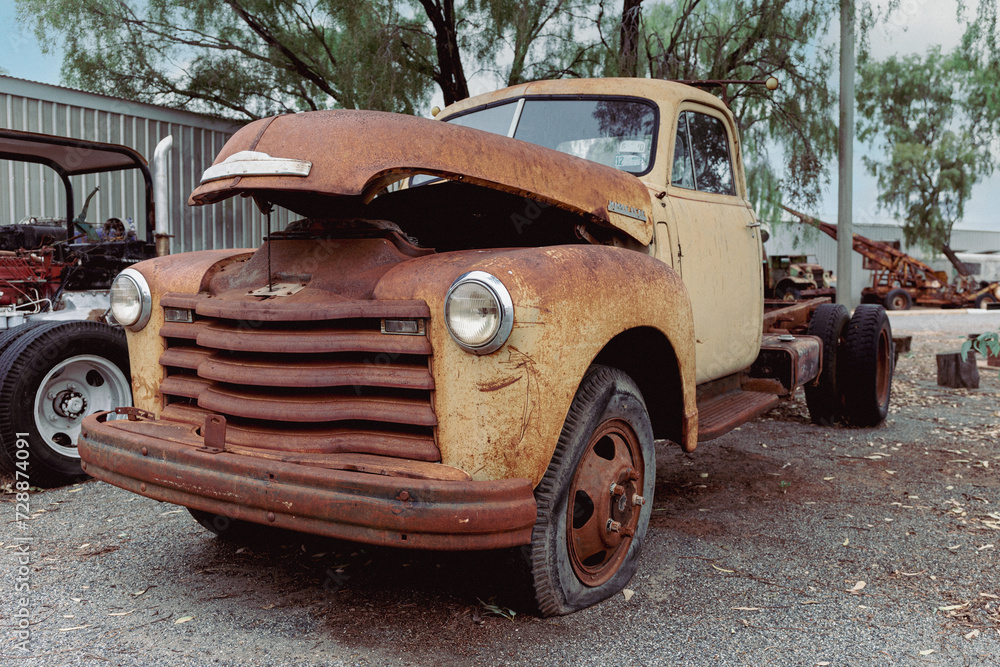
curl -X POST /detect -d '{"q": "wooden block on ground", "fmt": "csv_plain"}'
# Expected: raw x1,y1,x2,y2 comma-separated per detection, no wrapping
936,351,980,388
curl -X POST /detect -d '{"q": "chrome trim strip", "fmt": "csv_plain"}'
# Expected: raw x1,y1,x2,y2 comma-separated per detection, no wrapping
201,150,312,183
506,98,525,138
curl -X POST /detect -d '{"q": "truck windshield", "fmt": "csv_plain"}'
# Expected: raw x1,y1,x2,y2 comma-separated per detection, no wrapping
446,98,657,176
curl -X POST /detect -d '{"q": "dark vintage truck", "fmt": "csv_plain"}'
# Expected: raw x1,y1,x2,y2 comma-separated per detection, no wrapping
78,78,894,615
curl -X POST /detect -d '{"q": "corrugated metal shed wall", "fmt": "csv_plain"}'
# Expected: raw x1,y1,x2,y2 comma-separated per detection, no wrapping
0,76,290,252
765,218,1000,302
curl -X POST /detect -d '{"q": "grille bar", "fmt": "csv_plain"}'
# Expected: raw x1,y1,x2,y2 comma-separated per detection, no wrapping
161,404,439,460
197,322,432,355
197,356,434,389
197,384,437,426
162,292,431,321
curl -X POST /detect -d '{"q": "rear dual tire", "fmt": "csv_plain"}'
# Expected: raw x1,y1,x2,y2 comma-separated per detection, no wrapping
805,304,893,428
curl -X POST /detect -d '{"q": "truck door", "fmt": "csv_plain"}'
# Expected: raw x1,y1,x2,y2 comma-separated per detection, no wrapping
664,105,763,383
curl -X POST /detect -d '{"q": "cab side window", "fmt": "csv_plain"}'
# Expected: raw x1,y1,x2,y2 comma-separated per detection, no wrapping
670,111,735,196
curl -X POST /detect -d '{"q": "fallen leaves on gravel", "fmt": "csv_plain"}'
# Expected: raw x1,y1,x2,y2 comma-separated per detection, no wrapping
848,581,866,594
175,615,195,624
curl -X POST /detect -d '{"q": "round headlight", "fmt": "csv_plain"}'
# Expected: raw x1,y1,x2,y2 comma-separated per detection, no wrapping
110,268,152,331
444,271,513,354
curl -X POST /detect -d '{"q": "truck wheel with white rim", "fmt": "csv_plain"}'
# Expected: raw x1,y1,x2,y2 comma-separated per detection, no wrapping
0,321,131,488
524,364,655,616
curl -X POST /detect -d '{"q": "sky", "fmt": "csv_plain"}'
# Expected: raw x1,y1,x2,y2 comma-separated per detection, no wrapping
1,0,997,233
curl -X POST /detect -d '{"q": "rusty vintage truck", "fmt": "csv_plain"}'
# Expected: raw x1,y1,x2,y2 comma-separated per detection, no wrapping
78,78,894,616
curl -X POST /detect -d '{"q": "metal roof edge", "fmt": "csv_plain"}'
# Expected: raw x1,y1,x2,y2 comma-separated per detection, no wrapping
0,75,242,133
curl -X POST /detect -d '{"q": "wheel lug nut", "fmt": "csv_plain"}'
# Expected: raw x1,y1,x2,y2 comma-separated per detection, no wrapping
611,484,626,497
621,526,635,537
48,415,58,422
633,494,645,507
626,469,640,482
47,391,56,399
606,520,622,533
67,383,77,391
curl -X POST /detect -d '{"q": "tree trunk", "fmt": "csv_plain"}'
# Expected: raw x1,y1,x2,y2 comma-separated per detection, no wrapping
941,243,971,277
418,0,470,104
936,351,979,389
619,0,644,77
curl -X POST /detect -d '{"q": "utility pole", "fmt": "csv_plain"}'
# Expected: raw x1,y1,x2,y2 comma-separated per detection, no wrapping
838,0,855,310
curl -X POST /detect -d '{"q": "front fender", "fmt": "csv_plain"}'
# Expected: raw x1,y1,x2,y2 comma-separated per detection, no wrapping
374,245,696,485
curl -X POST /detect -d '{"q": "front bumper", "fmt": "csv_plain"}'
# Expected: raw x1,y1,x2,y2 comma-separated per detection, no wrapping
79,412,536,550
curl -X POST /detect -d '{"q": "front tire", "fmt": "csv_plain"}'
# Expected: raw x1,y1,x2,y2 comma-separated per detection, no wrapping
188,508,293,545
0,322,132,488
884,288,912,311
524,365,654,616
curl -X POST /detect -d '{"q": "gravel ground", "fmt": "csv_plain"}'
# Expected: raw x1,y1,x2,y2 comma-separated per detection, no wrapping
1,310,999,666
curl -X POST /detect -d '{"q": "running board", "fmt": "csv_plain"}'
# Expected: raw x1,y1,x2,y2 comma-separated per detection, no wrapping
696,390,779,442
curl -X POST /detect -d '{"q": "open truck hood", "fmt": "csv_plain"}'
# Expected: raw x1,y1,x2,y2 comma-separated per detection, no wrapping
188,110,654,245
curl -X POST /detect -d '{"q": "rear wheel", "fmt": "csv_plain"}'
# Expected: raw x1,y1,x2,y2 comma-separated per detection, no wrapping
884,288,912,311
0,322,131,488
778,285,802,302
804,303,850,426
975,292,997,309
523,365,654,616
840,305,893,427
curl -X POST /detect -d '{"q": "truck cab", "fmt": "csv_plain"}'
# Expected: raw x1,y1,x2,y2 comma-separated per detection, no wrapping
78,78,893,616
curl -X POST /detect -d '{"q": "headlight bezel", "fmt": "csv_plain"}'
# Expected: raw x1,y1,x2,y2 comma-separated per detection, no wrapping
444,271,514,355
110,268,152,331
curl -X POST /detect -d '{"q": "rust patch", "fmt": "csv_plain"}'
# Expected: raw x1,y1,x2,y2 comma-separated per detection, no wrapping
477,376,522,393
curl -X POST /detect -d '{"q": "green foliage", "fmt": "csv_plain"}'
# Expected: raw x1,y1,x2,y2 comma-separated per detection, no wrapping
857,46,995,250
16,0,432,118
961,332,1000,374
465,1,602,85
638,0,840,218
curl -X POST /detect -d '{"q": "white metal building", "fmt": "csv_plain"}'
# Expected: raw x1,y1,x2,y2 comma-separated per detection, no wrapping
0,75,288,253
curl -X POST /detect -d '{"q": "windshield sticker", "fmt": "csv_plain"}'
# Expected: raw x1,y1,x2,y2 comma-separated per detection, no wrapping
608,200,647,222
619,140,646,153
615,154,645,169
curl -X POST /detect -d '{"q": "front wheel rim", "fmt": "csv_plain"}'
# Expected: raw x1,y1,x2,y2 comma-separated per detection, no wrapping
33,354,132,458
566,418,645,587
